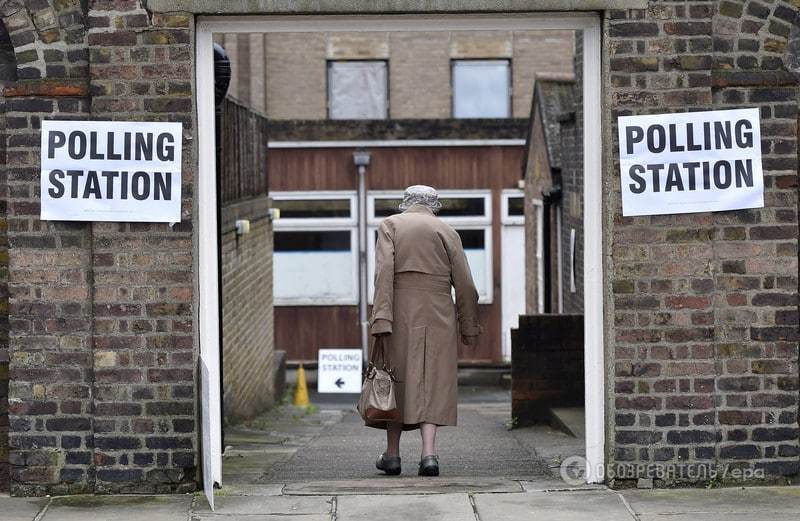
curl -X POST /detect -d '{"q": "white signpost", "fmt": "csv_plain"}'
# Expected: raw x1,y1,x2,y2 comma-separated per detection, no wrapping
40,120,182,223
318,349,362,393
618,108,764,217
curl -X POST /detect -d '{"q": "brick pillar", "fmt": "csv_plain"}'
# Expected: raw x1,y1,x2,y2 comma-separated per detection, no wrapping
87,2,197,494
2,0,95,496
710,0,800,478
0,14,15,494
607,2,799,484
5,95,94,496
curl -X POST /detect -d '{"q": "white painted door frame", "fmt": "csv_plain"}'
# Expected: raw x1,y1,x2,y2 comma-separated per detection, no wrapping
195,13,605,484
532,198,546,313
500,190,526,362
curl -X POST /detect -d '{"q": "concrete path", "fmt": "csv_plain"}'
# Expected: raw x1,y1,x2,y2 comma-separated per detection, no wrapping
3,388,800,519
222,386,578,485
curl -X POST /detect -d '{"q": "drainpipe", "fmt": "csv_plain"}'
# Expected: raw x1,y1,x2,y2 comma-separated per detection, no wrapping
353,150,371,365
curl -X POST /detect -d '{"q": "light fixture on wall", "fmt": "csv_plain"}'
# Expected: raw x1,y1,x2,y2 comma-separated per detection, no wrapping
235,219,250,236
353,150,371,168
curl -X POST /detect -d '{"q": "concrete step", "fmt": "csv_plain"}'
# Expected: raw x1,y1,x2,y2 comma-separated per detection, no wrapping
548,407,585,439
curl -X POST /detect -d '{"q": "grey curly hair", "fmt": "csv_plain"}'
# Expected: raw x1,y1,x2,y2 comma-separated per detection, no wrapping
398,185,442,213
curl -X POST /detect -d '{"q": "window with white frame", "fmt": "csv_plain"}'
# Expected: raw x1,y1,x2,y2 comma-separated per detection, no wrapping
327,61,388,120
501,191,525,225
367,191,493,304
452,59,511,118
271,192,358,305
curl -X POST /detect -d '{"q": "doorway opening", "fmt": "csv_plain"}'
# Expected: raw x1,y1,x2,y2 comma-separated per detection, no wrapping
196,14,604,496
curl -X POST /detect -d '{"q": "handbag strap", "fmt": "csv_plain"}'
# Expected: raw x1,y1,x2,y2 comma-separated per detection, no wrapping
367,336,402,382
369,335,387,366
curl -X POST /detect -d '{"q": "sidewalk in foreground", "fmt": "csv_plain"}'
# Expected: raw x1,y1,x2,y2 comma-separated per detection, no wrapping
4,483,800,520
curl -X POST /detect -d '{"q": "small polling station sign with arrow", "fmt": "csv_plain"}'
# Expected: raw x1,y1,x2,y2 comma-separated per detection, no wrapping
317,349,362,393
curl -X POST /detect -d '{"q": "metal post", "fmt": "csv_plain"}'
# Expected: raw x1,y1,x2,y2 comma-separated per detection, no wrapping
353,150,371,364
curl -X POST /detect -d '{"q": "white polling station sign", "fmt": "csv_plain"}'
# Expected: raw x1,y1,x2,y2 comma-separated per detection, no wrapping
40,120,182,223
618,108,764,216
318,349,362,393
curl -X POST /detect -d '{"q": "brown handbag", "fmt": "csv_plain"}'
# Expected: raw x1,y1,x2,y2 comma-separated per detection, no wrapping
358,335,401,422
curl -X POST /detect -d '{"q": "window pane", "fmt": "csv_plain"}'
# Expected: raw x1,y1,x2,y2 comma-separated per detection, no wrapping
439,197,485,217
456,229,488,296
453,60,510,118
507,196,524,216
374,198,402,217
273,198,351,219
328,61,388,120
274,231,354,301
373,196,485,217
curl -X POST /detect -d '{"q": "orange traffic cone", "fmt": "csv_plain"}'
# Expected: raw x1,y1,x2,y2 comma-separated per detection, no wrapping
293,363,310,407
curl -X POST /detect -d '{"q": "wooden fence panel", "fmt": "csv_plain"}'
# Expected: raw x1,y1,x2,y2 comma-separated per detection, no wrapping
218,97,269,203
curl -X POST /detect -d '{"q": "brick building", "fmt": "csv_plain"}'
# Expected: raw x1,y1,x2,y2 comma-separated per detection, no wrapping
0,0,797,497
217,30,575,119
215,29,575,364
523,76,583,315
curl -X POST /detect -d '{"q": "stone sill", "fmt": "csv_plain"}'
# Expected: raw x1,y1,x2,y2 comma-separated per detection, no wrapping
147,0,648,14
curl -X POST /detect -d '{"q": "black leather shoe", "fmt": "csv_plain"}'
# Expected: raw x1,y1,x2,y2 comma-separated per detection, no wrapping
376,453,401,475
418,455,439,476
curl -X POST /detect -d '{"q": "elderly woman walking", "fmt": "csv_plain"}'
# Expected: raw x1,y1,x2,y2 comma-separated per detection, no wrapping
367,185,481,476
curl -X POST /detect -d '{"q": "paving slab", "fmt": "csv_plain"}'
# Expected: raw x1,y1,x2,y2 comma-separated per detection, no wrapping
215,483,286,496
622,486,800,515
42,495,192,521
637,514,800,521
283,477,522,495
0,496,48,521
222,451,297,484
192,495,333,515
224,428,291,446
474,490,635,521
336,493,474,521
518,479,606,492
191,514,333,521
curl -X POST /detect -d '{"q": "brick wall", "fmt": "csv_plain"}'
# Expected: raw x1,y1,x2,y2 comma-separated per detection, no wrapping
265,33,327,119
2,0,198,495
220,200,275,424
219,30,575,120
216,95,275,425
0,10,14,494
559,32,584,314
512,314,584,426
523,78,578,314
2,0,94,496
606,1,799,484
87,3,197,495
523,87,551,314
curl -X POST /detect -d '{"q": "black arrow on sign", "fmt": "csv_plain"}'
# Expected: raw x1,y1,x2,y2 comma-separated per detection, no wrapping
335,378,345,388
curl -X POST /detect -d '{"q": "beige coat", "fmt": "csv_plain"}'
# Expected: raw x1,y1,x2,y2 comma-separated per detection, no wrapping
366,204,481,430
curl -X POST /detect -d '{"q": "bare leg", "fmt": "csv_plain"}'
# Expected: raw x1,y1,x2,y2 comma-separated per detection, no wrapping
386,422,402,457
420,423,437,457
